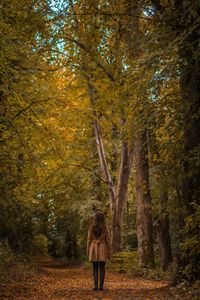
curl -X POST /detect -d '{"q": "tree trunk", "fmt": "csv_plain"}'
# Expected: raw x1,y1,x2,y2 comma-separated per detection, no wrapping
149,131,173,270
151,0,200,209
135,130,155,267
93,118,116,210
155,215,172,271
91,131,104,203
123,0,154,266
151,0,200,278
86,73,131,252
180,49,200,210
176,0,200,280
112,140,131,252
154,191,172,270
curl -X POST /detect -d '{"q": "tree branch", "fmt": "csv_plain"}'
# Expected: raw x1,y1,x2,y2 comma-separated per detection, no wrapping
150,0,164,11
46,163,108,184
86,71,116,209
65,35,115,81
68,12,147,20
11,99,52,120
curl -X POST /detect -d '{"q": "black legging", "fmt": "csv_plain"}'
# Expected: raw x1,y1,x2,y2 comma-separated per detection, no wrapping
92,261,105,289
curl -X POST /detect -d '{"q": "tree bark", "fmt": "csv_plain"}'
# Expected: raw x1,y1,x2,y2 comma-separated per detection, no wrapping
93,118,116,211
153,0,200,215
153,0,200,279
112,140,131,252
134,130,155,267
149,131,173,270
155,214,172,271
180,49,200,210
123,0,155,266
154,190,172,270
176,1,200,280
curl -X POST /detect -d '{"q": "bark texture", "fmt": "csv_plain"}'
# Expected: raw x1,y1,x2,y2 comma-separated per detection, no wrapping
152,0,200,279
176,0,200,280
112,140,131,252
149,131,173,270
135,130,154,267
155,215,172,271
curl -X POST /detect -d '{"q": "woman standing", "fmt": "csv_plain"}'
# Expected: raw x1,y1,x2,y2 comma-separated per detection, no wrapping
87,211,111,291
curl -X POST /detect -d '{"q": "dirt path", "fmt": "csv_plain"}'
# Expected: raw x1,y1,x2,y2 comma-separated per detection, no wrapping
1,257,199,299
1,258,175,300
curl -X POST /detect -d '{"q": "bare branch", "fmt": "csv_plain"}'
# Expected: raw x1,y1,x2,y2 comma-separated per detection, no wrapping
67,12,147,20
65,35,115,82
11,99,52,120
46,163,108,184
19,66,64,73
68,163,108,184
67,1,115,82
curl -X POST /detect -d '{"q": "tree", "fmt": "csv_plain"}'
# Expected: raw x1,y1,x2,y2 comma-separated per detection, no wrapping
147,0,200,279
60,0,133,252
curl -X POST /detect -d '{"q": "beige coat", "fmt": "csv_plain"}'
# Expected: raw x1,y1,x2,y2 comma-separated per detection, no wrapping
87,225,111,262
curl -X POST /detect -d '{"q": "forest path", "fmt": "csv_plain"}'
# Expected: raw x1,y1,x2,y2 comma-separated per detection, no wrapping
1,257,175,300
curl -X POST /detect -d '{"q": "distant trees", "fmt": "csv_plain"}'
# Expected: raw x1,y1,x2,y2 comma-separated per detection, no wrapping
0,0,49,253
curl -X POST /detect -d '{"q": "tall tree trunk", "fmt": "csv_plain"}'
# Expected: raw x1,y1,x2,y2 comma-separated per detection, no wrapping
135,130,155,267
180,42,200,211
152,0,200,279
151,0,200,212
87,73,131,252
176,0,200,280
91,129,105,203
154,192,172,270
112,140,131,252
149,131,173,270
123,0,155,266
93,117,116,211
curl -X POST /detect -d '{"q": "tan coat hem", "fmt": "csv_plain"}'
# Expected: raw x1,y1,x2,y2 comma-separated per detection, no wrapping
87,226,111,262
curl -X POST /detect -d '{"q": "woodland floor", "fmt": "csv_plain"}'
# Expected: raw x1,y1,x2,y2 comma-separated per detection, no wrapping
0,257,199,300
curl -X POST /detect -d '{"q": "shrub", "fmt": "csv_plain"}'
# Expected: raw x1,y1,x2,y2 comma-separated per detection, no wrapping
32,234,49,255
108,251,139,273
0,239,15,269
108,250,177,280
179,203,200,281
0,239,36,283
50,236,66,257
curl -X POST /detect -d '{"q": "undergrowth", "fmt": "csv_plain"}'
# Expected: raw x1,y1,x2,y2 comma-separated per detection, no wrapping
0,239,37,284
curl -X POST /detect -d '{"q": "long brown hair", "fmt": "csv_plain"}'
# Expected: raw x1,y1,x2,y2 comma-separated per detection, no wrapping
91,211,107,238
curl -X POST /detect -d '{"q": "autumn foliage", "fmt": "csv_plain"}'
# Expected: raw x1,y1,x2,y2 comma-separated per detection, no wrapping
0,0,200,294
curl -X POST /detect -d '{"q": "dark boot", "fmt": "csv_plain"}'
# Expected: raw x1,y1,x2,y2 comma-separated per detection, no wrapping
92,262,98,290
99,261,105,290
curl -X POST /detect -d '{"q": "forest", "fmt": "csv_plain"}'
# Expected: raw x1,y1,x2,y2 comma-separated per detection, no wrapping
0,0,200,299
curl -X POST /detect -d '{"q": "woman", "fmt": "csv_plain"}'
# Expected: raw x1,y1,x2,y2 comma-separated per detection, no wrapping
87,211,111,291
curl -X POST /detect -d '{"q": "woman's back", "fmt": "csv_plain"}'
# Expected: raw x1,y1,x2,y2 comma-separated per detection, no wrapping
87,211,111,291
